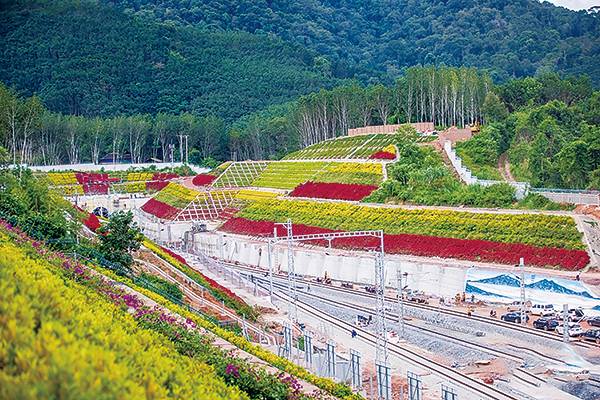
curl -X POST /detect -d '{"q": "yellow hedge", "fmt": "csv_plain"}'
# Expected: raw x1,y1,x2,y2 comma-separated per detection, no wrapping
0,238,246,400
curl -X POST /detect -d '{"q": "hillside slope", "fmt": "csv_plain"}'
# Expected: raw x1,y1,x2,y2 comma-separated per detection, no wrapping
0,0,332,119
105,0,600,84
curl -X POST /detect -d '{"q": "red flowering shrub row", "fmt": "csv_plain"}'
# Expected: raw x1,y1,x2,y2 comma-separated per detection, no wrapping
83,212,101,232
74,205,102,232
82,183,109,194
192,174,216,187
145,180,169,192
159,245,189,266
75,172,177,185
289,181,378,201
220,217,589,270
76,172,108,184
369,151,395,160
141,198,180,219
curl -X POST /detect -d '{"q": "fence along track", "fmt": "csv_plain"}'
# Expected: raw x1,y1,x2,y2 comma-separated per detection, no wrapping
137,258,275,345
268,279,520,400
222,260,597,350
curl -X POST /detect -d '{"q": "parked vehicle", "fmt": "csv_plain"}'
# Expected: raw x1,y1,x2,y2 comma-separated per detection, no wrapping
582,329,600,344
501,312,529,324
533,317,559,331
587,316,600,327
506,301,531,312
356,314,372,327
555,322,584,337
341,282,353,289
530,304,555,316
405,290,429,304
556,308,585,322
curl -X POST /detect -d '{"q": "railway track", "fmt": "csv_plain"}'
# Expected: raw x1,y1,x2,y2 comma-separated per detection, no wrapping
137,258,276,345
269,278,521,400
264,277,564,366
220,259,597,350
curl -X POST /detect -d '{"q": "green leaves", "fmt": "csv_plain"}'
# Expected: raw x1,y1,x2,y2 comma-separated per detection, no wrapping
97,211,142,270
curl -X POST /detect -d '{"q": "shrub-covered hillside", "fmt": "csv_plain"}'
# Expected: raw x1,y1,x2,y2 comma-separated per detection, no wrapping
106,0,600,84
0,0,332,120
0,235,246,399
455,73,600,189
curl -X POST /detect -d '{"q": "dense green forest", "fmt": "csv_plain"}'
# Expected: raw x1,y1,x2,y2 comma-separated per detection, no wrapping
106,0,600,84
0,66,491,164
1,0,599,122
2,68,598,190
0,0,332,120
1,1,598,189
456,74,600,189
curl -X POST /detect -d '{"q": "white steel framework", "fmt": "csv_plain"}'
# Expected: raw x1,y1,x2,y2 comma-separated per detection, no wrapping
266,222,388,366
212,161,269,187
173,189,239,221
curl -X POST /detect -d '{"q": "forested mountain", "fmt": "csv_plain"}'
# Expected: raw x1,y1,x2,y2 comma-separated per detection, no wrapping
106,0,600,84
0,0,332,120
455,73,599,189
1,0,598,122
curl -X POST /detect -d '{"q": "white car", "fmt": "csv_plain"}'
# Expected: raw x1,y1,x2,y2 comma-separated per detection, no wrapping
506,300,531,312
530,304,555,317
555,322,584,337
556,308,586,322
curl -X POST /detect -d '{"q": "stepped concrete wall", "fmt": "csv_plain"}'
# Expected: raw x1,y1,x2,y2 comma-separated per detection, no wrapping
192,232,468,299
444,140,600,205
348,122,434,136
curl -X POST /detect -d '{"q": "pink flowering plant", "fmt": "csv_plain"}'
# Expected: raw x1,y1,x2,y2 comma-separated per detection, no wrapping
0,219,320,400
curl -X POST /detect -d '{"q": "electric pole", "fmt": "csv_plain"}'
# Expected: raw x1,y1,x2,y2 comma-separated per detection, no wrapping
397,269,407,338
375,231,388,365
275,219,297,322
519,257,526,326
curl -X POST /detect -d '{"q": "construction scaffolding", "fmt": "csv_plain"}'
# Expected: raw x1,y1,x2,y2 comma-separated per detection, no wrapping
173,189,239,221
212,161,269,187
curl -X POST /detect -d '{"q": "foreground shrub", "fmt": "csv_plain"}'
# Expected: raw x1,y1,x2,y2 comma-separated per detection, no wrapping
0,233,245,400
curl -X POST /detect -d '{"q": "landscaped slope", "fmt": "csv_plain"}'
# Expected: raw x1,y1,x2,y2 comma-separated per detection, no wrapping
220,199,589,269
0,221,360,400
44,170,179,195
0,233,244,400
209,161,384,200
141,183,238,221
283,135,398,160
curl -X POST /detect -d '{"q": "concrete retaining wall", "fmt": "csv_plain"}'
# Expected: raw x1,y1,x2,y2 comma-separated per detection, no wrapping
444,140,529,199
531,190,600,206
193,232,468,299
444,140,600,205
347,122,434,136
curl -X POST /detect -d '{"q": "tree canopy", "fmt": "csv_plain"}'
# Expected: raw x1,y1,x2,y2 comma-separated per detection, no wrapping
0,0,333,120
106,0,600,84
